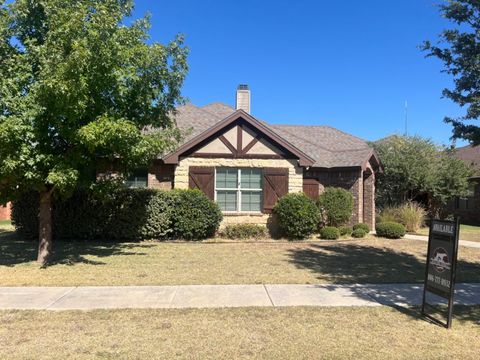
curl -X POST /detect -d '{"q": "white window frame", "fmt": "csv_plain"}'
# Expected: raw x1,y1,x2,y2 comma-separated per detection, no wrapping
214,168,263,213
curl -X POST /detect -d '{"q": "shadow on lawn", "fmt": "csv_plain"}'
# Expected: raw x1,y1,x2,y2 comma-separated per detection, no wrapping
288,243,480,325
287,243,480,284
0,230,156,267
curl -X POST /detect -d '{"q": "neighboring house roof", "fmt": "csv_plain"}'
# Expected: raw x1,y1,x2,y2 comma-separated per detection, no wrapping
452,145,480,177
161,102,379,169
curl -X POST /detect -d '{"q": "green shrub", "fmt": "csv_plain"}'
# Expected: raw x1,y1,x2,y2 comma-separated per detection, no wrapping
11,188,222,241
378,202,426,232
353,223,370,233
320,226,340,240
338,226,352,236
376,222,406,239
223,224,266,239
351,228,367,238
317,187,354,226
171,189,223,240
11,192,39,239
274,193,319,239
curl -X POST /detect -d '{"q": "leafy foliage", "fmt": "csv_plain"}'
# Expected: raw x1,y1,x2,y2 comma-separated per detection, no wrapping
319,226,340,240
274,193,319,240
338,226,353,236
372,136,473,215
12,188,221,241
170,189,223,240
422,0,480,144
223,224,266,239
351,228,367,238
353,223,370,233
317,187,354,226
376,222,406,239
0,0,188,262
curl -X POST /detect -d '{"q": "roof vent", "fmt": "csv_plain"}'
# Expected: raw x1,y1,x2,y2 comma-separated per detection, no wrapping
236,84,250,113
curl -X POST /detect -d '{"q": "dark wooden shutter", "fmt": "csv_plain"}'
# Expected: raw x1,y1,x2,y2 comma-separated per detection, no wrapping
263,168,289,213
189,166,215,200
303,178,319,199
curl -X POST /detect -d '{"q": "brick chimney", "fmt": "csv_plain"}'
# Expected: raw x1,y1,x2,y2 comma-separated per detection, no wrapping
236,84,250,113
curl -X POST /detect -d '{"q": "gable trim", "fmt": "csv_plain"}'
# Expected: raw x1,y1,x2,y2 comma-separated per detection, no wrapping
163,109,315,166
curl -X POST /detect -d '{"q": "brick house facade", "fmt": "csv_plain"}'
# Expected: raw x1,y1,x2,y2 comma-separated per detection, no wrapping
450,145,480,225
123,86,382,229
0,202,11,221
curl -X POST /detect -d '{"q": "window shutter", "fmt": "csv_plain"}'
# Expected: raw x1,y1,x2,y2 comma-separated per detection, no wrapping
189,166,215,200
263,168,289,213
303,178,319,199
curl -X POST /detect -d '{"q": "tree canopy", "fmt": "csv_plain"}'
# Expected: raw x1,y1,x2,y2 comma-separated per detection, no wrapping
422,0,480,144
0,0,188,263
372,135,473,216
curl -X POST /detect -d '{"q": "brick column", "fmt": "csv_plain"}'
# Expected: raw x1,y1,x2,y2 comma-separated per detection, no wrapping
363,171,375,230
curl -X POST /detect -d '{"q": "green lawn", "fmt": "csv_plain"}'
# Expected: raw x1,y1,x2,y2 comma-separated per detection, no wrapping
417,224,480,242
1,224,480,286
1,306,479,359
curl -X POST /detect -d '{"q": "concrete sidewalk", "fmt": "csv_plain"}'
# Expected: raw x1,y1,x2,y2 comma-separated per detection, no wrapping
0,283,479,310
404,234,480,248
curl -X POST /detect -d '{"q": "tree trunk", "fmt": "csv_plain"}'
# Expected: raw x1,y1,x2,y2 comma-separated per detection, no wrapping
37,188,53,265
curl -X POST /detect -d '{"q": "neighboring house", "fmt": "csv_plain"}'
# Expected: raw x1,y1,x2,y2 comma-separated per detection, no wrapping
451,145,480,225
0,202,11,221
108,85,381,229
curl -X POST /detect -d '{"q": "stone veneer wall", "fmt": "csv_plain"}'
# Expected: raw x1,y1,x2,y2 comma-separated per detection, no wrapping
174,157,303,227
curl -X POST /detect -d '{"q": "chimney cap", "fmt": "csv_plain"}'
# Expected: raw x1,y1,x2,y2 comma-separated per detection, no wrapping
237,84,249,90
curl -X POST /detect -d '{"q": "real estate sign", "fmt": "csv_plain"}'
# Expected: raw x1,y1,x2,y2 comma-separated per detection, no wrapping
421,218,460,328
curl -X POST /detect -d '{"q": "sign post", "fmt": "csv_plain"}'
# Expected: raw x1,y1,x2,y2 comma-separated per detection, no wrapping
421,218,460,328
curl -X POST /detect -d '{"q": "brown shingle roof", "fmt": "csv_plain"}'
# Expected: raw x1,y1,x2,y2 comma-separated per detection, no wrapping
452,145,480,175
161,102,377,168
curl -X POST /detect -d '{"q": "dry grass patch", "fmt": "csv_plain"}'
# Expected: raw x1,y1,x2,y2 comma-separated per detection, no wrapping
416,224,480,242
1,225,480,286
0,306,479,359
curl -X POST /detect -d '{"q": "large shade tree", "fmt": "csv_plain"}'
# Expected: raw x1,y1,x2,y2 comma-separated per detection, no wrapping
372,135,473,216
0,0,188,264
422,0,480,144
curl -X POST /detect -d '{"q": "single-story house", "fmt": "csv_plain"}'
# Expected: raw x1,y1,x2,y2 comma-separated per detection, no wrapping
450,145,480,225
107,85,381,229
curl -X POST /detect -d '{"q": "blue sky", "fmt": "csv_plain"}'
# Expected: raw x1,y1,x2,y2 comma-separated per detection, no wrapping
131,0,466,146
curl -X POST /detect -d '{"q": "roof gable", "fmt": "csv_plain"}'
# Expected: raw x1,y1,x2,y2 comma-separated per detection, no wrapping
163,110,315,166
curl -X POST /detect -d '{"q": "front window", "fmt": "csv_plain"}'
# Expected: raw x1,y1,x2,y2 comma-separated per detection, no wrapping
215,168,262,212
125,168,148,188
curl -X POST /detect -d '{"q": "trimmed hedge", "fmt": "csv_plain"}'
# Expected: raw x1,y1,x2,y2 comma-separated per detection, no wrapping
223,224,266,239
12,188,222,241
317,187,354,226
339,226,353,236
376,222,406,239
353,223,370,233
351,228,367,238
320,226,340,240
274,193,319,240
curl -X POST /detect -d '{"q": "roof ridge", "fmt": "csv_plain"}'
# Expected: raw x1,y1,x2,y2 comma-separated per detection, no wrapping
201,101,234,109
